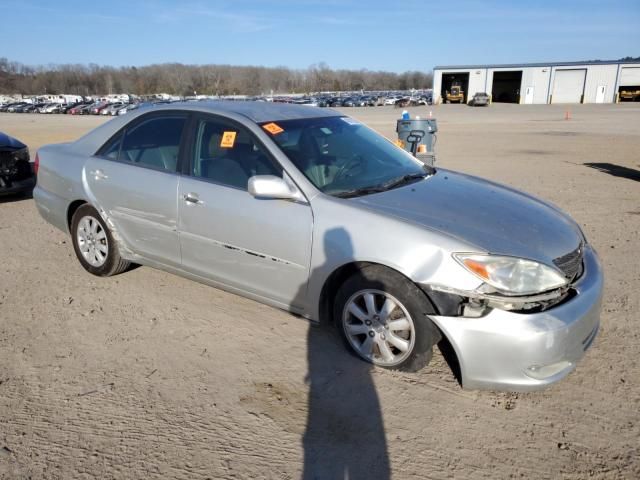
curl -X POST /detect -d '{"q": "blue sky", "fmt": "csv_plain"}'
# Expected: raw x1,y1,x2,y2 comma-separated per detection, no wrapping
2,0,639,72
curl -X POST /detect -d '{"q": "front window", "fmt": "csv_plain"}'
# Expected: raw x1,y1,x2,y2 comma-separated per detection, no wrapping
262,116,429,197
190,117,282,190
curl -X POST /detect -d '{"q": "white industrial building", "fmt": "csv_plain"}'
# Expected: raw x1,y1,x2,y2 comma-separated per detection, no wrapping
433,60,640,104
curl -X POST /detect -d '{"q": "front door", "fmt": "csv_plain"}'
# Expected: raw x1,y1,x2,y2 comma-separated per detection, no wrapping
595,85,606,103
85,113,188,266
524,86,535,104
178,115,313,308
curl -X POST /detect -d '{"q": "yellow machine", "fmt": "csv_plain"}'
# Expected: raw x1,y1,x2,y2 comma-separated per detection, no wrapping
445,82,465,103
619,88,640,101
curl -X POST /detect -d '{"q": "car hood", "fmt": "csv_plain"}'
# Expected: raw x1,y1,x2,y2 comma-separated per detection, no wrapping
352,169,583,267
0,132,27,151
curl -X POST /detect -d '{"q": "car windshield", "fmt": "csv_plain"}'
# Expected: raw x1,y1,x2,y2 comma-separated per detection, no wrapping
262,116,430,197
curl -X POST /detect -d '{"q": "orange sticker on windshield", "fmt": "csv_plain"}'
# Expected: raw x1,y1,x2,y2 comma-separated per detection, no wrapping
262,122,284,135
220,131,237,148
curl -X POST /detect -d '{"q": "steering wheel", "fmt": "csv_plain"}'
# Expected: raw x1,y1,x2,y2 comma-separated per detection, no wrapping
332,154,364,185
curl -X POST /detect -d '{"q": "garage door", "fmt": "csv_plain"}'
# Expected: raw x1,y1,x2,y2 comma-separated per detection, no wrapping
620,67,640,85
552,69,586,103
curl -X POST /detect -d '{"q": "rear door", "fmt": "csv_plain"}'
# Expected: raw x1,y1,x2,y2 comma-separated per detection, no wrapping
84,113,188,266
524,86,534,104
177,114,313,307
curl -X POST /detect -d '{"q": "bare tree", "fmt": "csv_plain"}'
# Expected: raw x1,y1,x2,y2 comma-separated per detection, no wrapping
0,58,433,96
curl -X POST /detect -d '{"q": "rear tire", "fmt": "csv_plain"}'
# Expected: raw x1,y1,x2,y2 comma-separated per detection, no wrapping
71,204,130,277
334,265,441,372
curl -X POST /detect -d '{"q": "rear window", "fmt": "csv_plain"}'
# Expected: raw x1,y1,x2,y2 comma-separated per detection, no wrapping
97,115,187,172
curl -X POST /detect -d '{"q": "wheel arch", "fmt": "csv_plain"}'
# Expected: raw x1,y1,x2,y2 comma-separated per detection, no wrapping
319,260,443,323
318,260,462,383
67,199,88,231
318,261,375,325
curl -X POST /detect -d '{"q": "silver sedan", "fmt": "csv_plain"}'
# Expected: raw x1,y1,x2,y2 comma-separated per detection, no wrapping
33,102,603,391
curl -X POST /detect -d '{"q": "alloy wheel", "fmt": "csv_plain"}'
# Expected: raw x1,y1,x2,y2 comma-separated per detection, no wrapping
76,215,109,267
342,289,416,367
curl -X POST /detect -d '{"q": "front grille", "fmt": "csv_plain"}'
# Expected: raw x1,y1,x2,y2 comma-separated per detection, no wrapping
0,151,31,182
0,151,13,171
553,243,584,281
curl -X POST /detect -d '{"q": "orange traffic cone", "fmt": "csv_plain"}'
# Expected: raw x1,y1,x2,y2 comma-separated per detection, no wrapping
564,109,571,120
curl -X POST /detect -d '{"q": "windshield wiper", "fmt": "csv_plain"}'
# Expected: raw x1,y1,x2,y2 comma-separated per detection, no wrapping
333,185,388,198
379,172,429,190
332,172,429,198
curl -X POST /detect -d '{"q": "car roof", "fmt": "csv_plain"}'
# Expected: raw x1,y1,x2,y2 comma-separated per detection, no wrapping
68,100,341,155
147,100,340,123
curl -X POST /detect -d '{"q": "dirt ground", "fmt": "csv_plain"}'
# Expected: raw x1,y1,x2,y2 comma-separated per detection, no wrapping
1,104,639,479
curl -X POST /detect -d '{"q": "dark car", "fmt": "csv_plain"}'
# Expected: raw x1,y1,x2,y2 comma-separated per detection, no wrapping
68,104,83,115
11,103,33,113
60,102,81,114
4,102,27,112
72,103,95,115
82,104,98,114
1,102,23,112
395,97,417,107
469,92,490,106
24,103,46,113
0,132,35,196
69,103,91,115
353,96,367,107
418,94,433,106
365,96,381,106
90,102,110,115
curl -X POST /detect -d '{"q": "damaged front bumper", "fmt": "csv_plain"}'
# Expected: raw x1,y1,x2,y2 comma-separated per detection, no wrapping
0,174,36,195
426,246,603,391
0,150,35,196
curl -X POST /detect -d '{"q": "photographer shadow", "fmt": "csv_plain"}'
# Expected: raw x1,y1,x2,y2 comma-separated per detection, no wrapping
299,227,390,480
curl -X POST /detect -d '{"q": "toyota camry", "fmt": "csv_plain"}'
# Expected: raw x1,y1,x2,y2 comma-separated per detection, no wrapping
33,102,603,391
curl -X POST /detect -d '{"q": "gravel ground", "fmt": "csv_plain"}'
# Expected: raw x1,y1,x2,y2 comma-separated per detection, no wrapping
1,104,639,479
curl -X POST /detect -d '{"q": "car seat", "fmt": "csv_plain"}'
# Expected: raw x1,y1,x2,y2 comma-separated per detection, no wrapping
198,128,276,188
201,157,249,189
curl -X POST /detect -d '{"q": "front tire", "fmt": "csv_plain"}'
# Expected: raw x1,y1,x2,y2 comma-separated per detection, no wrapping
71,204,130,276
334,265,441,372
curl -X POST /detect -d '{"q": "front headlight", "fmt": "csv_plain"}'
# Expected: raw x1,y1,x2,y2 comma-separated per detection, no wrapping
14,147,30,162
454,253,568,296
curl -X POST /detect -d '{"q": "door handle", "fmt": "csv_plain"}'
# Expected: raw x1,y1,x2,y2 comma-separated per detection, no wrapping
89,169,108,180
183,193,204,205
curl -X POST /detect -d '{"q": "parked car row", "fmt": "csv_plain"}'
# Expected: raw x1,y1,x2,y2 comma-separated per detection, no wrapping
0,101,143,116
1,90,435,116
266,93,432,108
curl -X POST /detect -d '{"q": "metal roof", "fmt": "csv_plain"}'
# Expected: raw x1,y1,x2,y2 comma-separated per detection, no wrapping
153,100,338,123
434,60,640,70
70,101,340,155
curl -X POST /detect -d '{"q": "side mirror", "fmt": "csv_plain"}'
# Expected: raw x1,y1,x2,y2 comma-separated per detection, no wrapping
248,175,303,201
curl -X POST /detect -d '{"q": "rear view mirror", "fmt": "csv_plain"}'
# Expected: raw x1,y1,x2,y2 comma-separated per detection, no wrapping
248,175,304,201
